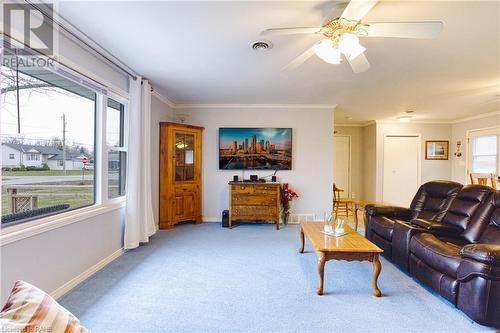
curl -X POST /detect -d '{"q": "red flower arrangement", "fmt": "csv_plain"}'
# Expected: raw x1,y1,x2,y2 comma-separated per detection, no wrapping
281,183,299,224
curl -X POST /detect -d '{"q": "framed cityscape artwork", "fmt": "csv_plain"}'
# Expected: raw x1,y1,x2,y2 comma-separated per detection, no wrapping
425,140,449,160
219,128,292,170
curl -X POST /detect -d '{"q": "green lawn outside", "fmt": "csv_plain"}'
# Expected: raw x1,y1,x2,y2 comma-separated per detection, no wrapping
2,180,94,215
2,170,93,176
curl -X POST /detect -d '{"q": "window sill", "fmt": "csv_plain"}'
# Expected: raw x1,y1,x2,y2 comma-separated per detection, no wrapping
0,199,126,246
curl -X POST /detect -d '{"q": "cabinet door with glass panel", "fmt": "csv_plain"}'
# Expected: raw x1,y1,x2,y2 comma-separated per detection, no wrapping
159,123,203,229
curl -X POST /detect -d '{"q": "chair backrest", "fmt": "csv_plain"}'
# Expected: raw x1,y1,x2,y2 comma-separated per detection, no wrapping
476,190,500,245
409,180,463,222
441,185,493,234
470,173,497,189
333,184,344,202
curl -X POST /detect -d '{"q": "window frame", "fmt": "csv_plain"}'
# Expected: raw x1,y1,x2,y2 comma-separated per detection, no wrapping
466,126,500,181
105,96,128,199
0,46,129,236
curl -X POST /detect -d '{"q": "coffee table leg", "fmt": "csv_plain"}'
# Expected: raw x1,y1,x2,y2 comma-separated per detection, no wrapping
299,227,305,253
317,252,326,296
372,253,382,297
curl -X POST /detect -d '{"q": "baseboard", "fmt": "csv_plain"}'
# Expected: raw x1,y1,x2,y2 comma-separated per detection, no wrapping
50,247,124,300
202,217,221,223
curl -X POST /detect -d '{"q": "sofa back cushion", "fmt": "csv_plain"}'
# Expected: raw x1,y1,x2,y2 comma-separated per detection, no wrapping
442,185,493,232
410,181,462,222
477,191,500,245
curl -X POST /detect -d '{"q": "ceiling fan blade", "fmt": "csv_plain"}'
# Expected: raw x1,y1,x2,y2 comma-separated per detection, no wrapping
366,22,444,39
347,53,370,73
283,46,316,71
341,0,378,21
261,27,322,36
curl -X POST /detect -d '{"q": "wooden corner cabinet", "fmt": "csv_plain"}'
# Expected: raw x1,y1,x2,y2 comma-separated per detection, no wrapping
159,122,203,229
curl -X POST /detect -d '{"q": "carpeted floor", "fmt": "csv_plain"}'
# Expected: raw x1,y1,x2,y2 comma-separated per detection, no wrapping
59,223,494,333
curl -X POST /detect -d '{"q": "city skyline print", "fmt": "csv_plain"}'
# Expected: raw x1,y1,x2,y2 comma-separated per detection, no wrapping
219,128,292,170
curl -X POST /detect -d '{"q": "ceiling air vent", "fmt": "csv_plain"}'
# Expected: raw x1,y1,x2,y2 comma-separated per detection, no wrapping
250,40,272,51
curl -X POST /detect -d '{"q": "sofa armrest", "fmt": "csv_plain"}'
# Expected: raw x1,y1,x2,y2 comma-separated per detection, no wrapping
365,205,411,220
460,244,500,266
410,218,462,235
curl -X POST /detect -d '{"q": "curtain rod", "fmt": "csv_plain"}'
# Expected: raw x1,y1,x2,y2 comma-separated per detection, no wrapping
25,0,139,80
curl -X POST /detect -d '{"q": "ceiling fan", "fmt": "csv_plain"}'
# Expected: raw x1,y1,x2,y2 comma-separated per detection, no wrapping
261,0,444,73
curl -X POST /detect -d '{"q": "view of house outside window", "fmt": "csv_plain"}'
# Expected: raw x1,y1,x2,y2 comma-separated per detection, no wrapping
1,56,97,226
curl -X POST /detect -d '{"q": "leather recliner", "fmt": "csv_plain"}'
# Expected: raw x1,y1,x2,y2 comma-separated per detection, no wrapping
409,188,499,327
365,181,462,260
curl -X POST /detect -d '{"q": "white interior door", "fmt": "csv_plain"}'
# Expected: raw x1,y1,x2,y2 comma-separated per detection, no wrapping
383,135,420,207
334,135,351,198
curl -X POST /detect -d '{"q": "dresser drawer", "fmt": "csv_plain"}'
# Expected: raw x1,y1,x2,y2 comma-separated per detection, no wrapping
232,205,278,217
231,185,255,194
232,194,277,206
254,185,279,194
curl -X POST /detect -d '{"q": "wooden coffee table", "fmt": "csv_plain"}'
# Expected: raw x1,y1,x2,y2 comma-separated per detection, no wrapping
299,221,383,296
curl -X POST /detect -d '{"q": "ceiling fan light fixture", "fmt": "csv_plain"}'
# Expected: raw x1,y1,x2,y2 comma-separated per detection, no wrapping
339,33,366,60
314,39,341,64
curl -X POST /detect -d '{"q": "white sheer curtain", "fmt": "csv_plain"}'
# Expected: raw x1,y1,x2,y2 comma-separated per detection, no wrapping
124,78,156,249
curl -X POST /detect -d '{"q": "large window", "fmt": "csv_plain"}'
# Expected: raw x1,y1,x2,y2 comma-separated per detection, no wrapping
1,49,96,226
107,99,127,198
468,127,500,177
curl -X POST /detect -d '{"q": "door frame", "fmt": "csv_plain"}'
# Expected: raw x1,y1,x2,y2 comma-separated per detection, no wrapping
381,133,422,203
334,134,352,198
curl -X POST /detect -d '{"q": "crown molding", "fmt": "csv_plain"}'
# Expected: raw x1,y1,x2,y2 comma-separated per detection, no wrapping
335,121,374,127
174,103,337,110
151,90,176,109
451,110,500,124
148,94,337,111
375,119,451,125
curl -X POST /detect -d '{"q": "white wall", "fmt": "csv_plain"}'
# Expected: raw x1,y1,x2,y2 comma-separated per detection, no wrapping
374,122,453,202
174,107,335,220
451,113,500,184
150,95,175,226
0,207,124,304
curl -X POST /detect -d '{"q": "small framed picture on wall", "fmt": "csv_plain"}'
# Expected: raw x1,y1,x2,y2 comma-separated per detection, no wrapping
425,140,449,160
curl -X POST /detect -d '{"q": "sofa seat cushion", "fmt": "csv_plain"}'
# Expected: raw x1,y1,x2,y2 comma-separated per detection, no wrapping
410,233,463,277
371,216,408,241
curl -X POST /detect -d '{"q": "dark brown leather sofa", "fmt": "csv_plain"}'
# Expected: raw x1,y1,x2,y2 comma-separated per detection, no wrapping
365,183,499,327
365,181,463,262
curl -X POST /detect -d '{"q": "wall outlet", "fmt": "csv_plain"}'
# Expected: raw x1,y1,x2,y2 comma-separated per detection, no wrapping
351,192,356,199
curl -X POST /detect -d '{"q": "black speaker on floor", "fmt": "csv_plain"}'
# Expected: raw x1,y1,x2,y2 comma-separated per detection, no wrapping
222,210,229,228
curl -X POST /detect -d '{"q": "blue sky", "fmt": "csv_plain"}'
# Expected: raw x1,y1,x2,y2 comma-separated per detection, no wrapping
219,128,292,150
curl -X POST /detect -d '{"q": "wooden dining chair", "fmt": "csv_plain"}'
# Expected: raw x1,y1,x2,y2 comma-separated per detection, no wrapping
332,184,355,220
470,173,497,189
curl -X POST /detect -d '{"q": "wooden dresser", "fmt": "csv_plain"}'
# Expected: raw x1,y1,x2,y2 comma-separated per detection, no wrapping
229,182,281,229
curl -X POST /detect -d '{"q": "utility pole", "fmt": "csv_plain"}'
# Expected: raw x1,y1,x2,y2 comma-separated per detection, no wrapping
62,113,66,175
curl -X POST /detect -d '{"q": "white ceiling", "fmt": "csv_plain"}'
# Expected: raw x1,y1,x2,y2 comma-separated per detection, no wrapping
58,1,500,124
